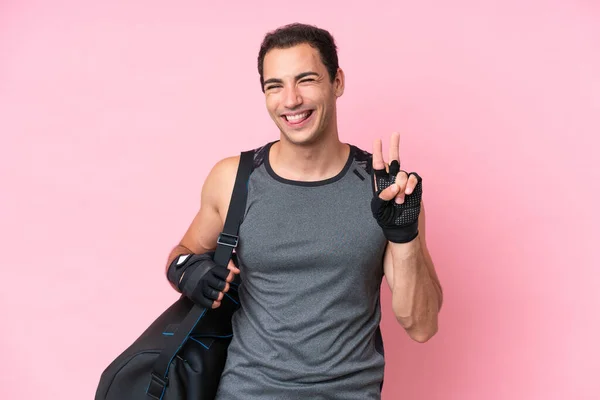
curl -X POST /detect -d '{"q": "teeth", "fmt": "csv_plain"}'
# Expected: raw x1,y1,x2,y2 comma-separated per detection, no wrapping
285,111,309,121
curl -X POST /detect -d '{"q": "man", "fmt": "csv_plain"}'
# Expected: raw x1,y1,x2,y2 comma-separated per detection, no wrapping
165,23,443,399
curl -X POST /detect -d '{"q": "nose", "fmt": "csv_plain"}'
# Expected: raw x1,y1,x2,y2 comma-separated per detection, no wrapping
282,85,302,109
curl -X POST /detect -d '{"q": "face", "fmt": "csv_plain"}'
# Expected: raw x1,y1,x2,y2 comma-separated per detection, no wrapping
261,43,344,146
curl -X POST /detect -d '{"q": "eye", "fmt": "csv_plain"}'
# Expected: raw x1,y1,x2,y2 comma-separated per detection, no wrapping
299,79,315,84
265,85,282,91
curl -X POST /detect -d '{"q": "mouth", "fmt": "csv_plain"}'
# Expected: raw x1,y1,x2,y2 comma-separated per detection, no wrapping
281,110,314,127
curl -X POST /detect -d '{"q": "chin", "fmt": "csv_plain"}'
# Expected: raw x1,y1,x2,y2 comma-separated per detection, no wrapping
281,129,322,146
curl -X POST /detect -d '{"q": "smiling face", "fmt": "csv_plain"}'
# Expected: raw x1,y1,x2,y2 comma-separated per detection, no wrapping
262,43,344,146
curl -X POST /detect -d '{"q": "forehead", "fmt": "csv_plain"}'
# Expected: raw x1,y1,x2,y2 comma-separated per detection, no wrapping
262,43,325,79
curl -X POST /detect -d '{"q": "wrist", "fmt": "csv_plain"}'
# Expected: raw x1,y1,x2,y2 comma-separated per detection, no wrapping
382,221,419,244
167,252,215,292
167,254,188,291
388,232,422,257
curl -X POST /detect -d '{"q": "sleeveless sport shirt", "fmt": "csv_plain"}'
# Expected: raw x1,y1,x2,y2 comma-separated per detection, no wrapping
215,141,388,400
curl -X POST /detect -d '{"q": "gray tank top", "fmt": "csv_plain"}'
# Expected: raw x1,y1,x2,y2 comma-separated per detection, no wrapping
215,141,388,400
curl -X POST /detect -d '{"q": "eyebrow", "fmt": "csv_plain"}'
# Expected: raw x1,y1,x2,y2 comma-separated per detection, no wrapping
263,71,319,87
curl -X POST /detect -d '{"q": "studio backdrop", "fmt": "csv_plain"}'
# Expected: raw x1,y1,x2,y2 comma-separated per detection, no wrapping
1,1,598,399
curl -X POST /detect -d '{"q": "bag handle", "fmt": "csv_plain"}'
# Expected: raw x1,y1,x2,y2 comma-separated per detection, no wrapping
146,149,255,399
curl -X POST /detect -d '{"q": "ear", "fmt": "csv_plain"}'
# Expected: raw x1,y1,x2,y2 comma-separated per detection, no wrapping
334,68,345,97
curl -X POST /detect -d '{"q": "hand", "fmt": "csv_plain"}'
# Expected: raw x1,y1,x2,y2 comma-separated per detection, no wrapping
173,252,240,309
371,132,423,243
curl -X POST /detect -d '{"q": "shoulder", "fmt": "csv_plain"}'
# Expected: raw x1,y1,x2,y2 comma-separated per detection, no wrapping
210,155,241,181
205,140,271,187
203,154,241,189
349,144,373,174
201,155,240,212
201,142,266,214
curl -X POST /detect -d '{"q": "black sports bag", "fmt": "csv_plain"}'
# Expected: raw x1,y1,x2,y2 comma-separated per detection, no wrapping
94,150,254,400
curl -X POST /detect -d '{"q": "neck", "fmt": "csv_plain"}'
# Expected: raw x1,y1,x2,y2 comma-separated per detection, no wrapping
269,134,350,182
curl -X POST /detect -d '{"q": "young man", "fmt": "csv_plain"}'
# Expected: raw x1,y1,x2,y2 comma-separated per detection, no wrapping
165,23,443,399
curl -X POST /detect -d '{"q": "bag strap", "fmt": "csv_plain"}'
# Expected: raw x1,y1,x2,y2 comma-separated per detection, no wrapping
146,149,255,399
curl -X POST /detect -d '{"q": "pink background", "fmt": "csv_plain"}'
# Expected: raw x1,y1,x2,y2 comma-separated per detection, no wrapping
1,1,599,399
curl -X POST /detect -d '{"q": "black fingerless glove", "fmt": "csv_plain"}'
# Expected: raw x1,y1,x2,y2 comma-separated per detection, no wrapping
167,252,235,309
371,159,423,243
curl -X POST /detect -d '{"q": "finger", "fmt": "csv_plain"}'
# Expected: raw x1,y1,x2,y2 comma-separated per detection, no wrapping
389,160,400,178
378,183,400,201
225,270,236,284
405,174,419,195
207,272,227,291
372,139,385,170
394,172,409,204
203,285,222,301
389,132,400,164
222,282,231,293
211,300,222,309
228,258,241,274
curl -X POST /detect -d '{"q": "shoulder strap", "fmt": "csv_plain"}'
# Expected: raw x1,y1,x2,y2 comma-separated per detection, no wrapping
147,149,255,399
214,150,255,267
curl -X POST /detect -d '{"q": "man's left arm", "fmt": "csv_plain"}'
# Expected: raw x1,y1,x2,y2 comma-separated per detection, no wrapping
383,199,443,343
